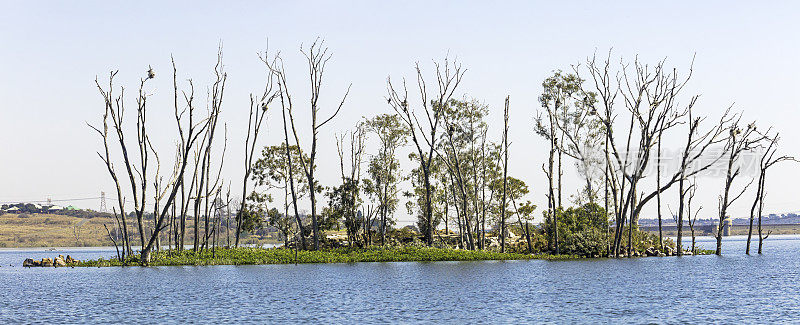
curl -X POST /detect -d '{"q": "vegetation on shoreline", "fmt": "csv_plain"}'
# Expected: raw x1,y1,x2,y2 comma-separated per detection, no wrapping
77,247,576,267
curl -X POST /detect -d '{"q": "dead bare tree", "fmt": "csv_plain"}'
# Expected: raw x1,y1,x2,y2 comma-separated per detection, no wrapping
335,124,367,245
746,131,795,254
281,103,306,250
715,119,762,255
235,83,275,247
91,70,157,260
499,96,510,252
72,222,83,247
584,55,687,256
260,48,307,250
293,41,349,250
89,74,132,259
686,179,701,255
103,221,121,261
91,56,209,264
228,44,282,249
655,123,665,251
387,56,465,246
202,127,227,251
225,187,232,247
672,108,732,256
193,49,227,252
261,40,351,250
583,52,737,257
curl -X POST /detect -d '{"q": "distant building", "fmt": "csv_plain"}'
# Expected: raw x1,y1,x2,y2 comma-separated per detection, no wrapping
722,215,732,236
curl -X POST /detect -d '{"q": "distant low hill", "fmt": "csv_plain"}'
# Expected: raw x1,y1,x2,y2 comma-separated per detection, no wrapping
0,213,281,248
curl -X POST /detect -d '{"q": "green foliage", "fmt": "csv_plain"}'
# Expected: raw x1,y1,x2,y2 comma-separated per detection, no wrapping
538,203,610,256
266,207,293,246
77,247,577,266
535,70,598,141
560,228,606,257
249,143,321,242
542,203,608,249
237,207,263,234
251,144,309,194
618,227,676,254
537,202,682,256
325,178,361,240
506,230,548,254
405,153,443,237
387,227,419,241
559,202,607,235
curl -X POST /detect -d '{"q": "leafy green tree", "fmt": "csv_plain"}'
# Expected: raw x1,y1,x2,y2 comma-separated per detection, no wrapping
437,98,494,250
541,202,608,256
405,153,444,239
325,178,362,245
266,207,293,247
250,143,314,249
237,206,264,236
491,176,528,234
363,114,409,245
535,70,596,254
513,200,537,253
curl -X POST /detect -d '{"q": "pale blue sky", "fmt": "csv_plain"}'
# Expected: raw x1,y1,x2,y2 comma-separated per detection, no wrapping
1,1,798,224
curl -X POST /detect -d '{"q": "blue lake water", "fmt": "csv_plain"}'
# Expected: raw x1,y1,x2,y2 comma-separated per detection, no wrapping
1,236,798,324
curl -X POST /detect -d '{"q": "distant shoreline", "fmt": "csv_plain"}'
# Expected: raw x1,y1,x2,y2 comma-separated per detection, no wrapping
640,224,800,237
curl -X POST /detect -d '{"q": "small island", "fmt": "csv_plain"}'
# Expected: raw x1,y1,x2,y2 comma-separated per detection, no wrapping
23,215,714,267
9,36,783,268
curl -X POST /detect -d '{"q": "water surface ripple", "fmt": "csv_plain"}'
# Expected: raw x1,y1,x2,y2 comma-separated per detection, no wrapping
1,236,798,323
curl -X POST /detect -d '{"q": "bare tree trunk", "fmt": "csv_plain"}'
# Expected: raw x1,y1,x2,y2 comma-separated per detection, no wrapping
500,96,510,253
179,180,186,251
656,129,664,251
280,103,306,250
604,130,610,256
676,176,686,256
716,123,760,256
236,91,271,247
757,185,770,255
751,133,793,254
746,170,763,255
546,135,558,254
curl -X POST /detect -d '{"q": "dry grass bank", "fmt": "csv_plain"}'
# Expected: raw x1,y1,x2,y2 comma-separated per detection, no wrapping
0,213,115,247
0,213,280,248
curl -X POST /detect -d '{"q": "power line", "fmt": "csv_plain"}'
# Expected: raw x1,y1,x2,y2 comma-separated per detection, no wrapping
0,196,101,204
